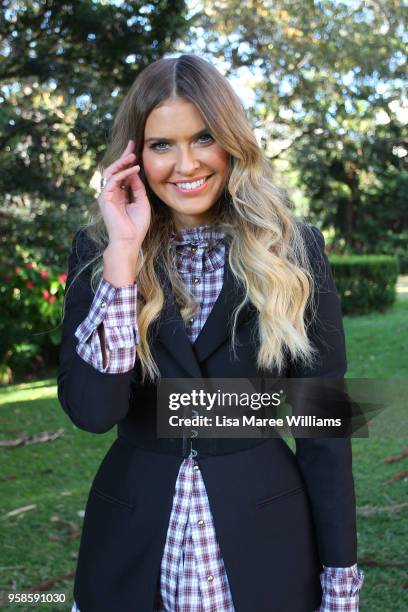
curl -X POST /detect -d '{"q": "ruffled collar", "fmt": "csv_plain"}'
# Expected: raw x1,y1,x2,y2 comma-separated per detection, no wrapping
170,223,226,273
170,223,225,248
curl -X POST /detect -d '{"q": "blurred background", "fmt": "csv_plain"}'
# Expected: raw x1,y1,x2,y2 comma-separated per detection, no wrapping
0,1,407,610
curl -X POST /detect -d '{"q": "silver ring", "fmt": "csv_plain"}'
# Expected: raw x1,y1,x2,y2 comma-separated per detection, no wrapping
100,176,126,191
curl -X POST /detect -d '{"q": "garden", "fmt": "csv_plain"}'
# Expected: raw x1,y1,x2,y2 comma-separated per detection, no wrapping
1,1,406,610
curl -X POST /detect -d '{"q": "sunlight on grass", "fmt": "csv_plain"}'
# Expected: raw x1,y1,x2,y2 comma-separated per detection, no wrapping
0,385,57,406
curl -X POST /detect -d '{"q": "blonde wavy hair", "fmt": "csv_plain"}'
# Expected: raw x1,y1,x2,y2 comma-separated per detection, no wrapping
63,54,321,382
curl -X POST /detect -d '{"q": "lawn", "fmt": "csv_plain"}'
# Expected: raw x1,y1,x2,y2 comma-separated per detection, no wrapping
0,300,407,611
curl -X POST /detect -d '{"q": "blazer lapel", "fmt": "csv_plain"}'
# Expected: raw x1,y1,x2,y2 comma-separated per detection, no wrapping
155,269,203,378
156,246,258,374
193,255,258,363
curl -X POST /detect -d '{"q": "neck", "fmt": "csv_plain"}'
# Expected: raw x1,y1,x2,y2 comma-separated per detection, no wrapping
172,212,216,232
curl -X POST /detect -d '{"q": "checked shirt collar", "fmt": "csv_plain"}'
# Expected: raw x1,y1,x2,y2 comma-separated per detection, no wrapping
170,223,226,273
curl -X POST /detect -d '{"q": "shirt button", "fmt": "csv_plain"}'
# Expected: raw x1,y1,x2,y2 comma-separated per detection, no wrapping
189,318,194,324
197,519,204,527
191,245,197,253
207,575,214,582
193,464,199,471
193,277,200,284
101,301,107,308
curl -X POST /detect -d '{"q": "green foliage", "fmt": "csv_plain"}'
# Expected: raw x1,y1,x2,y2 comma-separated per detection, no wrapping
194,0,407,253
354,168,408,272
0,0,190,269
330,254,399,315
1,1,406,378
0,0,191,378
0,247,67,378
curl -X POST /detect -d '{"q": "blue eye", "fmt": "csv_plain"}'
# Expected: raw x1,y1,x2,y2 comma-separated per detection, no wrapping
150,142,168,151
150,133,214,151
197,133,214,143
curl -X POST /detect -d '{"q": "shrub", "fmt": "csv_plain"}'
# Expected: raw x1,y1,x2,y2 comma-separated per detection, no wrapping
329,254,399,315
0,245,67,382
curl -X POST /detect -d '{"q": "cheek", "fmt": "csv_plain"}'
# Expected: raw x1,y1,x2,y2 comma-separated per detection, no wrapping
141,154,169,186
207,146,230,174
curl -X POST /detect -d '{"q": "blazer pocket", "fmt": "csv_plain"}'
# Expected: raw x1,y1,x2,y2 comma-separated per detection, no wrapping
255,485,305,508
91,486,135,511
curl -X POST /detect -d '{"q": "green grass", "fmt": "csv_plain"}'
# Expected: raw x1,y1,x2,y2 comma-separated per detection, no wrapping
345,299,408,378
342,299,408,610
0,301,407,611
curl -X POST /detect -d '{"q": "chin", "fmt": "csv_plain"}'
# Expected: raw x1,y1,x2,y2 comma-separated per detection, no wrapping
177,205,215,216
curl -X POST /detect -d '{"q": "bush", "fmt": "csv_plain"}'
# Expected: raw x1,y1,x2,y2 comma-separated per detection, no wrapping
329,254,399,315
0,246,67,382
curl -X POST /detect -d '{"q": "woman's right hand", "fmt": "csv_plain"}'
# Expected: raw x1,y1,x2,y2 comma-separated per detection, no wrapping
98,139,151,249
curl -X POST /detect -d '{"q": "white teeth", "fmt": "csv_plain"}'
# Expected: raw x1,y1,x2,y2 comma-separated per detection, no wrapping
176,177,207,190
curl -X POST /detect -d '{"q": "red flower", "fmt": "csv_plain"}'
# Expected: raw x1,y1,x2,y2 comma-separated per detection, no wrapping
42,289,50,300
14,266,21,274
49,295,56,304
25,262,34,269
58,272,68,283
26,280,34,289
40,270,49,279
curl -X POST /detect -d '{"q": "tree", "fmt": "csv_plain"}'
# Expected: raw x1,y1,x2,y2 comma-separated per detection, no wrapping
190,0,407,257
0,0,190,266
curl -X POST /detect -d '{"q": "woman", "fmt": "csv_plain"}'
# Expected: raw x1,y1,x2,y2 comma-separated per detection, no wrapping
58,54,364,612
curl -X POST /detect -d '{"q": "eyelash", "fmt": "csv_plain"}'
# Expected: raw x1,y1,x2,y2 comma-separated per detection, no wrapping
149,133,214,151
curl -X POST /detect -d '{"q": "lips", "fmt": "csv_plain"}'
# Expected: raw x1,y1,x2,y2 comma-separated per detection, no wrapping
171,174,213,195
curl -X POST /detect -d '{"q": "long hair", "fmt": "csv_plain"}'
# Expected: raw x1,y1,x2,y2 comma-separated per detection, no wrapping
63,54,320,382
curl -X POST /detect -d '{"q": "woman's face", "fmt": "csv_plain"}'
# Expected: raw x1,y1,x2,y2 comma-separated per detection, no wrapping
141,97,230,230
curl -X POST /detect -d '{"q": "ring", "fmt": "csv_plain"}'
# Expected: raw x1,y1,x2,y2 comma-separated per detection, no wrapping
100,176,126,191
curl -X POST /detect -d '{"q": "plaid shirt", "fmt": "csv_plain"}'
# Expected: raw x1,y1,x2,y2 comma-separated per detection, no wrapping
72,224,364,612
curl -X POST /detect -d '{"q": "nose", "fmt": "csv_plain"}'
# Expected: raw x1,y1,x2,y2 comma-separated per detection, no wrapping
175,145,201,176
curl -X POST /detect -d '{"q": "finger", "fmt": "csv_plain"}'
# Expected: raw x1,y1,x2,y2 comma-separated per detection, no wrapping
105,165,140,190
104,153,136,180
127,166,145,192
120,139,134,159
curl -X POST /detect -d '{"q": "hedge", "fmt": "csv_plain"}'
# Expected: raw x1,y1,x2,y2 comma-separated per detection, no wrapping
329,254,399,315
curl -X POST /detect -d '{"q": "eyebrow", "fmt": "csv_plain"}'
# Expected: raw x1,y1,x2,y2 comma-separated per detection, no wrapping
144,127,210,144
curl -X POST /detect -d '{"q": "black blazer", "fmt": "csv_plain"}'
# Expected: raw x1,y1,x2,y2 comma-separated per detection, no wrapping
57,224,357,612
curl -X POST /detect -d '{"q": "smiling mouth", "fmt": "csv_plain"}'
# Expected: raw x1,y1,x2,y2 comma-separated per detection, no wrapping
170,174,214,194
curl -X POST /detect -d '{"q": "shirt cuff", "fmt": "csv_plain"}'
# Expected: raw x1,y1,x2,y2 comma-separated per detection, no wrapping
74,277,139,345
74,277,139,373
318,564,365,612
